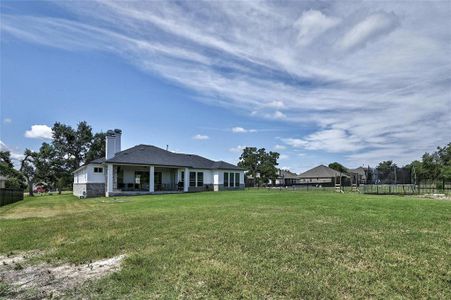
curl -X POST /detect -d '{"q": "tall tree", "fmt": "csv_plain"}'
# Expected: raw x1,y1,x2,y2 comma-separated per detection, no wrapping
19,149,36,196
238,147,279,186
85,132,106,163
257,148,280,184
238,147,259,182
33,143,58,191
52,121,94,170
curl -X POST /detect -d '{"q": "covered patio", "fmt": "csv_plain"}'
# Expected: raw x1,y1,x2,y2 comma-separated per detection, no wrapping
106,164,190,196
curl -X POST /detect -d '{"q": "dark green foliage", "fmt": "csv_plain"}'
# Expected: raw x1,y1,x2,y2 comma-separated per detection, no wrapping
0,151,25,189
19,149,36,196
238,147,279,185
404,142,451,181
376,160,397,183
32,122,106,193
328,162,347,173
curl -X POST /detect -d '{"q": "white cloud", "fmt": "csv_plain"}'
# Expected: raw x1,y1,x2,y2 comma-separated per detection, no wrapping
339,11,399,51
3,118,12,124
24,124,53,139
279,154,289,160
0,140,24,161
294,10,341,46
231,126,257,133
282,129,365,153
1,2,450,165
274,144,286,150
192,134,209,140
282,138,307,148
229,145,245,153
270,111,287,120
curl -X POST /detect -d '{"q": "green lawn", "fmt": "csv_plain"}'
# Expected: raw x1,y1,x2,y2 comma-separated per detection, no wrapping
0,190,450,299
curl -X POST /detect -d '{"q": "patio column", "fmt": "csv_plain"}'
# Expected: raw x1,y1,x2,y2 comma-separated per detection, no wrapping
149,165,155,193
184,168,189,192
106,164,113,197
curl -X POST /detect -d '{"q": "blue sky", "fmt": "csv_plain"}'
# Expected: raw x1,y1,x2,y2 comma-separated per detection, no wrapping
1,1,450,172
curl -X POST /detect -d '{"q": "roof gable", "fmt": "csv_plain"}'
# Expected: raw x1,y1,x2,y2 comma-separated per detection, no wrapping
299,165,349,178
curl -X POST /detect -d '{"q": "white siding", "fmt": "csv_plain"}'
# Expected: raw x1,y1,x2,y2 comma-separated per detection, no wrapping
74,167,88,184
87,165,106,183
74,165,106,184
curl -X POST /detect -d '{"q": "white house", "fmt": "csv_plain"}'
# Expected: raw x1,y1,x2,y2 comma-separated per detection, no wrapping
73,129,245,197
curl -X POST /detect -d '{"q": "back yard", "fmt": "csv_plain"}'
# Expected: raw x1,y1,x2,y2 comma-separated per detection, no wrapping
0,190,450,299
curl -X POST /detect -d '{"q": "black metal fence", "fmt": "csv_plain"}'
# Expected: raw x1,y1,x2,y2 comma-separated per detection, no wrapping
360,181,451,195
0,189,24,206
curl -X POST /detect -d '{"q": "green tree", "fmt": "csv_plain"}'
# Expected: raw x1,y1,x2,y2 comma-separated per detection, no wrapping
33,143,59,192
50,121,106,192
257,148,280,184
19,149,36,196
238,147,279,186
0,151,25,189
52,121,94,171
85,132,106,163
376,160,397,183
238,147,259,183
328,162,347,173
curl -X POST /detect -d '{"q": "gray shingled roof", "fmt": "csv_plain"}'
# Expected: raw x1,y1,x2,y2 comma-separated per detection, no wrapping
89,158,105,164
104,144,243,170
298,165,349,178
347,167,366,176
278,169,299,179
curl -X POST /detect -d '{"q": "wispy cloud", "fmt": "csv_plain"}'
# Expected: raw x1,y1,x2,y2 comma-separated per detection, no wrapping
0,140,24,161
192,134,209,140
1,1,450,165
294,10,341,46
3,118,12,124
339,11,399,51
231,126,257,133
24,125,53,139
274,144,286,150
229,145,245,153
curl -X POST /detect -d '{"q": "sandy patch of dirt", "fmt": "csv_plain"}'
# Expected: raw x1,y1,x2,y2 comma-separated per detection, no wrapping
0,251,43,266
0,205,92,220
417,194,451,201
0,252,126,299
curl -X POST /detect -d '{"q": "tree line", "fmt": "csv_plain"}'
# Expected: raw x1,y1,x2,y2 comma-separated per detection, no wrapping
0,121,105,195
328,143,451,184
239,142,451,186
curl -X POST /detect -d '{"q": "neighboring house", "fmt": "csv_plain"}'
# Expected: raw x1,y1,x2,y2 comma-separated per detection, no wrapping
298,165,349,185
0,175,7,189
73,129,245,198
346,167,368,185
270,169,299,186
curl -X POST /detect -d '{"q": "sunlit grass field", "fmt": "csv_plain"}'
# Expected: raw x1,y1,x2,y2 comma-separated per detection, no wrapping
1,190,450,298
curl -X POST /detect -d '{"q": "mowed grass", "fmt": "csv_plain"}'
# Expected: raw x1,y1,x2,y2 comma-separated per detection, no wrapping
0,190,450,299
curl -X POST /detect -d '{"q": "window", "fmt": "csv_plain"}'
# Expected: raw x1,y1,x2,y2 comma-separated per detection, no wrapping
181,171,185,182
93,167,103,173
230,173,235,187
189,172,196,187
235,173,240,187
224,172,229,187
197,172,204,187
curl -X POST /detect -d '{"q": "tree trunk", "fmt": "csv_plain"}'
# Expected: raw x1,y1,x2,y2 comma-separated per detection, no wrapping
27,178,34,196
